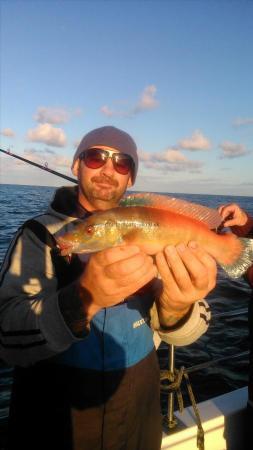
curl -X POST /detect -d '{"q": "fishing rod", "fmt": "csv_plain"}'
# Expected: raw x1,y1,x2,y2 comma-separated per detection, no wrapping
0,147,78,184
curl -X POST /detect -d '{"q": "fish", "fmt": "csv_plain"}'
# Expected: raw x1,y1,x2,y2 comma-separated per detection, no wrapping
56,193,253,279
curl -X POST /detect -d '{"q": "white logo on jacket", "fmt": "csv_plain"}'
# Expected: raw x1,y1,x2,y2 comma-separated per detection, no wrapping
133,318,148,329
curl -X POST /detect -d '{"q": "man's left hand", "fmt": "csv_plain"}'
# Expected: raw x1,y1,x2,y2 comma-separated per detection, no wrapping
155,241,217,328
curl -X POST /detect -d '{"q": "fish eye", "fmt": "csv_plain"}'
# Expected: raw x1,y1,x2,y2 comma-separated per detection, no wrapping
85,225,94,235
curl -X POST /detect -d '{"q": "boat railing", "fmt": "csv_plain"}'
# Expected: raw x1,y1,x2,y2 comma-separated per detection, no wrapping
161,307,249,434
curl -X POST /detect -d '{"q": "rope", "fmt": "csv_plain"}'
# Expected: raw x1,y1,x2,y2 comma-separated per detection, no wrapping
160,366,205,450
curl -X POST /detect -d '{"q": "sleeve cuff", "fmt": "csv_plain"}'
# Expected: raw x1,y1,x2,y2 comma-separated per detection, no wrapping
150,300,211,346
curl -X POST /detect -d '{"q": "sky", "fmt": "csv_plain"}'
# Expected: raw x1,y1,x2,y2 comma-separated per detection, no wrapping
0,0,253,196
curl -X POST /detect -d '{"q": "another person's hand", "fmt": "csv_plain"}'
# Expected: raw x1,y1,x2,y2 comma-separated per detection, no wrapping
154,242,217,327
218,203,248,228
78,245,157,318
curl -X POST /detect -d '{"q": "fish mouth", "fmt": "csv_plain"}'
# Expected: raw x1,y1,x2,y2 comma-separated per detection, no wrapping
56,237,76,256
56,237,99,256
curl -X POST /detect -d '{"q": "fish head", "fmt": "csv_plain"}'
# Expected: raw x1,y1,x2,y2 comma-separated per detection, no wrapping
56,213,123,255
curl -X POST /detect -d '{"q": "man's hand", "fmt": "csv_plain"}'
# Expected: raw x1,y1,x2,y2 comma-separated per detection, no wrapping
155,242,217,328
78,245,157,320
218,203,248,228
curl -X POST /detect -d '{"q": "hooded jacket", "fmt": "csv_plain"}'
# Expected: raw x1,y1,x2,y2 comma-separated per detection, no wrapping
0,186,211,368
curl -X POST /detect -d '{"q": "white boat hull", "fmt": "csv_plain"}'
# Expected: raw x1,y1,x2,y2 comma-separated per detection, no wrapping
161,387,247,450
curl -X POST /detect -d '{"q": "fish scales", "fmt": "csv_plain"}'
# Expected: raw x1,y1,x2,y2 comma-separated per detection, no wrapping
56,195,253,279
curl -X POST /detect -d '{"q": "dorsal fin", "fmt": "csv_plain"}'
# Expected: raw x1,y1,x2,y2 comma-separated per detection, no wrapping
120,193,222,229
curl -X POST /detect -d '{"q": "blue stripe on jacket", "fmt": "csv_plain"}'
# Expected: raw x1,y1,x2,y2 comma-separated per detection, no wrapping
54,296,155,371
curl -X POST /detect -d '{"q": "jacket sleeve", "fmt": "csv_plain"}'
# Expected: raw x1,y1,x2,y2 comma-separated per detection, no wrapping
0,226,83,367
231,214,253,287
150,299,211,346
231,214,253,237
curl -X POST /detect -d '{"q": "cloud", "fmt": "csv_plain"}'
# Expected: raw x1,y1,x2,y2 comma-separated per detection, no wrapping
238,181,253,187
233,117,253,127
24,148,56,157
27,123,67,147
100,105,128,118
139,148,203,173
0,128,15,137
178,130,211,151
101,85,159,118
138,150,152,162
154,149,188,163
219,141,250,158
73,138,82,148
34,106,82,124
24,147,72,169
133,85,159,113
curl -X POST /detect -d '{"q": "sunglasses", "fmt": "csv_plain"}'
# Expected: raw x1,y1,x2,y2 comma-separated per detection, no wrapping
79,148,134,175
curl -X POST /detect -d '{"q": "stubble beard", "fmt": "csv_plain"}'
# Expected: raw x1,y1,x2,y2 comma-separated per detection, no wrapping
80,177,125,210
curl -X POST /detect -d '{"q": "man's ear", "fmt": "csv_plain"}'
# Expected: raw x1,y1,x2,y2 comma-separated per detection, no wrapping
127,177,133,188
71,159,80,176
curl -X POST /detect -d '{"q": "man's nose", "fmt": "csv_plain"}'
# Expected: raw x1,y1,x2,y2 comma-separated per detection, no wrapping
100,157,115,176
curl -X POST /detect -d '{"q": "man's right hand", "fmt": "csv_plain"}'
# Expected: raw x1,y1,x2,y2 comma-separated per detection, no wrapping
78,245,157,319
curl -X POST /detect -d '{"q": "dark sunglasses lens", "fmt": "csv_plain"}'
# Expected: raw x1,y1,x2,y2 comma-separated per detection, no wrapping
83,149,105,169
113,155,132,175
81,149,133,175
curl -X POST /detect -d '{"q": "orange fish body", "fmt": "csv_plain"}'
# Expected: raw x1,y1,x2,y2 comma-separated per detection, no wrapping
56,194,253,279
83,206,243,266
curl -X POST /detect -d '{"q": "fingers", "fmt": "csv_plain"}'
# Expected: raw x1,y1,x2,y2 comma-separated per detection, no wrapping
94,245,140,266
187,242,217,290
121,263,157,292
156,242,217,294
218,203,247,227
87,246,157,301
174,243,209,289
106,252,158,295
155,249,183,299
105,253,157,280
156,246,192,292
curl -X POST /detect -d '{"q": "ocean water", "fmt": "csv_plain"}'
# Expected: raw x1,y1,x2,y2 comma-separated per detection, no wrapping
0,183,252,439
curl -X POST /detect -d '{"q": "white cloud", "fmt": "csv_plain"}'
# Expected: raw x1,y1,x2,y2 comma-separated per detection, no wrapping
24,148,56,157
139,148,203,173
100,105,129,118
27,124,67,147
101,85,159,118
138,150,152,162
219,141,250,158
34,106,83,124
178,130,211,151
154,149,187,163
34,107,69,124
73,138,82,148
233,117,253,127
24,148,72,169
133,85,159,113
0,128,15,137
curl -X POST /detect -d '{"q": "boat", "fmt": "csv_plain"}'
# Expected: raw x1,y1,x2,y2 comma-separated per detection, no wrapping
158,307,249,449
161,386,247,449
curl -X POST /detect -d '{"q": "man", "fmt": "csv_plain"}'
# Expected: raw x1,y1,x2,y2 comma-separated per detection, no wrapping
218,202,253,450
0,126,216,450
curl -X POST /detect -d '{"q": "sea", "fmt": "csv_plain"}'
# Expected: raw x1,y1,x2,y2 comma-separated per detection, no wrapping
0,183,253,445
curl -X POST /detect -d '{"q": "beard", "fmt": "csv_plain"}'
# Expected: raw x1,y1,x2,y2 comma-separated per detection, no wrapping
80,174,125,209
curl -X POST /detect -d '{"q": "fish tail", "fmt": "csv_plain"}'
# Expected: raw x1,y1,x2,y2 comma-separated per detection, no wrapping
220,237,253,278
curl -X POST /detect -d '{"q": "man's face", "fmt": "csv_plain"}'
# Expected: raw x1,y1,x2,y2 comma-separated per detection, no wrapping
77,145,133,211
